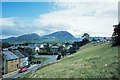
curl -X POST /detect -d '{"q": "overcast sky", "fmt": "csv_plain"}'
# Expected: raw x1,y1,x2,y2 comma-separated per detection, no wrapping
0,0,119,39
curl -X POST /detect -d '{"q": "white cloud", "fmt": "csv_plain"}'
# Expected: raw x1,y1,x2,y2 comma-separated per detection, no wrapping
35,2,118,37
0,17,17,27
1,2,118,39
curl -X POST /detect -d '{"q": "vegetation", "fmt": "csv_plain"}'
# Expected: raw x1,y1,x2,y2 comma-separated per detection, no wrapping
112,23,120,46
2,42,13,48
21,42,119,78
82,33,90,44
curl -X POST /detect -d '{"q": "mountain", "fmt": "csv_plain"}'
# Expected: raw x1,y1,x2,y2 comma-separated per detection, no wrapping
2,31,77,43
44,31,76,40
17,33,40,41
2,37,17,42
3,33,41,43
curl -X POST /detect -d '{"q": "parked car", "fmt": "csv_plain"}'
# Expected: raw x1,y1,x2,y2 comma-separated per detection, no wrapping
18,67,28,73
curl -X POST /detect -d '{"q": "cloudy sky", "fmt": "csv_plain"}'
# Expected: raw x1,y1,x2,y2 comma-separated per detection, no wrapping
0,0,119,39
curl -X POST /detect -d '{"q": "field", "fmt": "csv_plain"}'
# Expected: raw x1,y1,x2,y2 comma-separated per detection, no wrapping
21,42,119,78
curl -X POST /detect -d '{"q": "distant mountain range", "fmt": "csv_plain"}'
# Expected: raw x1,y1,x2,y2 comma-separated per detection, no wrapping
2,31,110,43
2,31,78,43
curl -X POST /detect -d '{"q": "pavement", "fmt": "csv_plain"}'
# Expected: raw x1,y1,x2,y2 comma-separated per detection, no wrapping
2,55,57,79
35,55,57,66
3,64,40,79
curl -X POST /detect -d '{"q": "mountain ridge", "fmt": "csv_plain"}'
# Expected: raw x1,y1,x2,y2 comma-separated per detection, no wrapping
43,31,76,40
2,31,77,43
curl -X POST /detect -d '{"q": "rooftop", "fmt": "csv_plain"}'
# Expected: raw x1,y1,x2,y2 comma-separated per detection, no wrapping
3,51,18,60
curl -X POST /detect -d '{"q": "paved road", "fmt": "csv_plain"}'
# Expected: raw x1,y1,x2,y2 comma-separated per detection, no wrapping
3,55,57,79
35,55,57,66
3,64,40,79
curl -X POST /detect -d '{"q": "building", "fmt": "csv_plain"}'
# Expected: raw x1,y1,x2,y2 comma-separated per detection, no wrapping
52,46,59,51
66,45,73,50
12,50,26,68
24,44,40,53
2,50,19,74
18,49,30,67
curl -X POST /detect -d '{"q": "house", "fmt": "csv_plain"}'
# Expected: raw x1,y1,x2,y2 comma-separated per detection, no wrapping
66,45,73,50
2,48,8,51
39,44,46,52
35,47,39,52
8,46,18,50
2,50,19,74
90,37,112,42
40,43,50,49
18,49,30,67
24,44,40,53
12,50,26,68
8,47,30,68
40,44,44,48
39,43,51,52
51,46,60,51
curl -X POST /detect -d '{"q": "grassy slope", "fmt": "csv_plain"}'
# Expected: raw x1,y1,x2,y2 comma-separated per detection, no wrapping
21,42,119,78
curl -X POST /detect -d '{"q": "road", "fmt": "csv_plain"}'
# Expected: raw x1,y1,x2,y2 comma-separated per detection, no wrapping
35,55,57,66
3,55,57,79
3,64,40,79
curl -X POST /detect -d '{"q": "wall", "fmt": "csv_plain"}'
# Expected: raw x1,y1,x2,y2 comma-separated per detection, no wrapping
7,59,19,73
19,57,28,68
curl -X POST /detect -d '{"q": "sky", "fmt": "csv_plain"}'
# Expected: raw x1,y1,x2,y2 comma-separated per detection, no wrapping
0,0,119,39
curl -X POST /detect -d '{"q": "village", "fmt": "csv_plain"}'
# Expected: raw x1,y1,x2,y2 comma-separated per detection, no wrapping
1,1,119,79
0,37,111,78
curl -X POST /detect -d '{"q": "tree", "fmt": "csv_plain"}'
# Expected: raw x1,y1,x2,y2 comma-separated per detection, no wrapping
2,42,13,48
112,23,120,46
82,33,90,44
22,42,29,46
82,33,90,39
69,46,76,54
46,43,51,52
53,43,58,46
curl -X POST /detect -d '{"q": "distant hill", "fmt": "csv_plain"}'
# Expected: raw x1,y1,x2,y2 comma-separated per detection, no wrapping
17,33,41,41
2,37,17,42
44,31,76,40
2,31,77,43
2,33,41,43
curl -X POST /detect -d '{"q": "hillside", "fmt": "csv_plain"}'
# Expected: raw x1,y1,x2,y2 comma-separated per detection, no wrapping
2,33,41,43
17,33,40,41
21,42,119,78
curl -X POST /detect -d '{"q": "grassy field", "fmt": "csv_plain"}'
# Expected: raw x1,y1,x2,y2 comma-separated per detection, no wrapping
21,42,119,78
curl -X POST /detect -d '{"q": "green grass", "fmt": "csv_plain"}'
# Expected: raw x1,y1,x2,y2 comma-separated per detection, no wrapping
21,42,119,78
